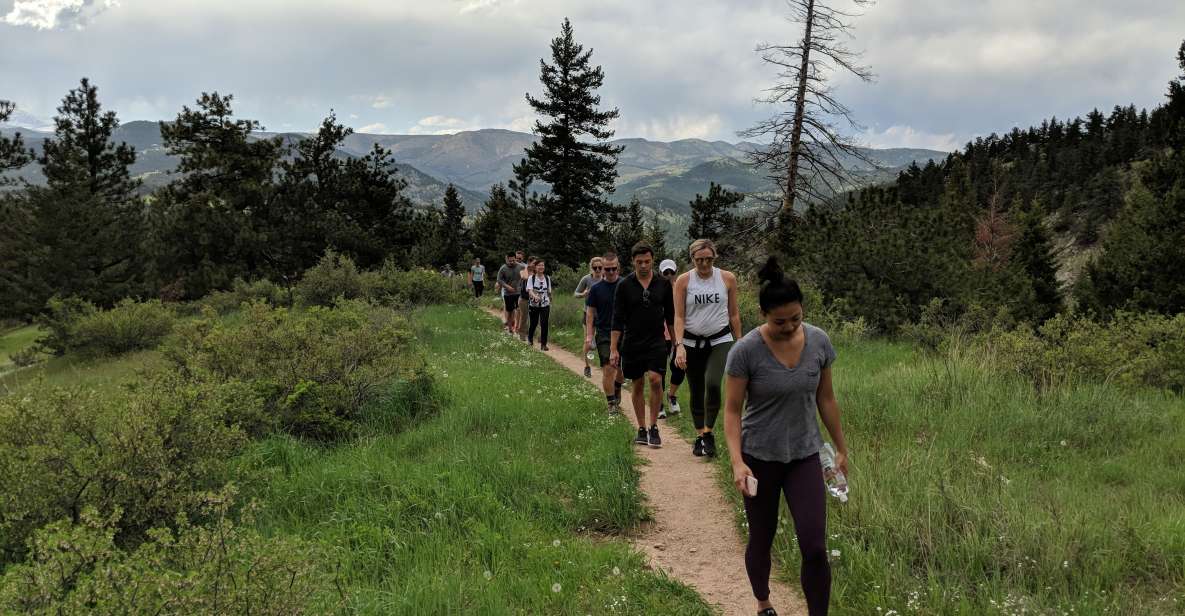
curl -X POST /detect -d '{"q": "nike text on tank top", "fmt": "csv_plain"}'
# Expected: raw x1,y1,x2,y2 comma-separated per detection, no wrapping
683,267,732,347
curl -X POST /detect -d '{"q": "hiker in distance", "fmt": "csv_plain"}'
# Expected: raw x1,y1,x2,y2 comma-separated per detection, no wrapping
468,257,486,299
516,254,534,342
496,252,525,334
610,242,675,449
526,258,553,350
657,258,685,420
723,257,849,616
586,252,625,414
673,239,741,457
575,256,604,378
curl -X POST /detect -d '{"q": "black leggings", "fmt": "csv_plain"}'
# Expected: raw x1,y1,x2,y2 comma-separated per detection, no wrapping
528,305,550,346
743,453,830,615
685,341,731,430
473,281,484,298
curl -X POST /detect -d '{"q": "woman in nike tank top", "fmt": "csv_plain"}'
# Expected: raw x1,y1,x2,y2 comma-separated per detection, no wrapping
673,238,741,457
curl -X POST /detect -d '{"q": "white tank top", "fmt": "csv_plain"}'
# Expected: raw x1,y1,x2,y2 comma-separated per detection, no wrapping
683,267,732,347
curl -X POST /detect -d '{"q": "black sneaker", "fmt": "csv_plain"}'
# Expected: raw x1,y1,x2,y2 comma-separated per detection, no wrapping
692,435,705,457
541,344,549,351
648,425,662,449
702,431,717,457
757,609,778,616
584,366,592,378
633,427,648,445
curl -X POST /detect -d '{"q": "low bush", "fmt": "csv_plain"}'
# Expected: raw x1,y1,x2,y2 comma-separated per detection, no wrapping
0,373,246,565
8,346,42,368
0,499,337,615
986,311,1185,392
34,297,176,358
362,264,468,306
294,251,364,307
200,278,291,314
164,300,427,440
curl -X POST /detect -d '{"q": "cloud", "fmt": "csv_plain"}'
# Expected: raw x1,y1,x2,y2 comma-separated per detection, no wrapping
355,122,388,134
862,125,960,152
407,115,475,135
2,0,119,30
456,0,521,15
619,114,725,142
369,95,393,109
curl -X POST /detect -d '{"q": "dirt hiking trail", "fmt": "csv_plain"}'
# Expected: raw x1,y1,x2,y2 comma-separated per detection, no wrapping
482,308,805,616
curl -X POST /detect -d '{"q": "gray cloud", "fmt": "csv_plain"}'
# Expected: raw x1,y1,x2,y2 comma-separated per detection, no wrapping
3,0,119,30
1,0,1182,150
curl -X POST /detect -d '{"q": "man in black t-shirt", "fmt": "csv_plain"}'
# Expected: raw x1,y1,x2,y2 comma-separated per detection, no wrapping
610,242,674,449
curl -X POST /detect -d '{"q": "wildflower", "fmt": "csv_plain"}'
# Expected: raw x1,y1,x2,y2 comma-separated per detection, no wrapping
552,583,562,593
830,549,841,558
484,570,493,580
612,566,621,576
553,539,561,547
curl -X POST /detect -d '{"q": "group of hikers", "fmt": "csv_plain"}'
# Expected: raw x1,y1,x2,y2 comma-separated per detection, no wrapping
469,239,850,616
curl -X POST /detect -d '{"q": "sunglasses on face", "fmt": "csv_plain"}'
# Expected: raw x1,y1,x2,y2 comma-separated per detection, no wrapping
593,267,603,271
602,267,618,272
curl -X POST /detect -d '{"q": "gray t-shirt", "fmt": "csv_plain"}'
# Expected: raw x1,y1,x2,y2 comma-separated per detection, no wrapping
496,263,525,294
574,274,599,296
724,323,836,463
470,265,485,282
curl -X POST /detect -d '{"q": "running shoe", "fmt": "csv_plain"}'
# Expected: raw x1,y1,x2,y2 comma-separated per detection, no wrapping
634,427,648,446
607,399,620,416
668,398,682,415
692,435,705,457
540,344,549,351
757,609,778,616
584,366,592,378
648,425,662,448
702,431,717,457
657,406,666,420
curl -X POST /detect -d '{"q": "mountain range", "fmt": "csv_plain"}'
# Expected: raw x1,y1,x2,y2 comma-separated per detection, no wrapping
1,121,946,216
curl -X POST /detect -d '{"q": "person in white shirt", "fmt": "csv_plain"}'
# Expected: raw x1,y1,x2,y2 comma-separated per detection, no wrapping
526,259,553,350
673,239,741,457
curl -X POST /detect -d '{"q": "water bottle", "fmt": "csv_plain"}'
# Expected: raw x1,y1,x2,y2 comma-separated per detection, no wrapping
820,442,849,503
586,349,596,363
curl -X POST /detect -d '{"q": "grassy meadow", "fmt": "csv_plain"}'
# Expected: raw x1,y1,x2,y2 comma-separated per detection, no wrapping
540,291,1185,615
0,304,713,614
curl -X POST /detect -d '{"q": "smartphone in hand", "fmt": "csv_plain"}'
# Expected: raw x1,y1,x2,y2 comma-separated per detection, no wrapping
745,475,758,497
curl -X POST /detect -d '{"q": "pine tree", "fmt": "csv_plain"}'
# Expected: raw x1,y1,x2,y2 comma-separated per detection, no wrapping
24,79,145,308
471,183,523,265
0,101,37,319
148,92,284,298
1010,198,1061,323
438,184,467,267
0,101,32,179
614,195,645,262
512,18,623,267
644,210,668,261
687,182,743,243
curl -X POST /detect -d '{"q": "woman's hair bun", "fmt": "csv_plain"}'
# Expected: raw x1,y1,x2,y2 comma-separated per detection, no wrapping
757,256,784,286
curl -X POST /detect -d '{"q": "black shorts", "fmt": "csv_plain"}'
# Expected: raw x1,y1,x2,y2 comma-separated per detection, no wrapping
595,331,613,367
621,347,667,381
503,294,520,312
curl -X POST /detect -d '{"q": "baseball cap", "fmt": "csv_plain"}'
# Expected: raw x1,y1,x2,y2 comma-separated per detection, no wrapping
659,259,677,275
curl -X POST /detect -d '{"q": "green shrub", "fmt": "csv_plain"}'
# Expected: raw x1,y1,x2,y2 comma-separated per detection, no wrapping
362,264,467,306
295,251,364,307
201,278,291,314
9,346,42,368
0,374,246,565
0,501,337,615
164,300,427,440
33,295,97,355
983,311,1185,392
34,298,176,358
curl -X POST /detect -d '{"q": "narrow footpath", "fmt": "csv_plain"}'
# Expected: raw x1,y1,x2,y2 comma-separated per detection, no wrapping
483,308,804,616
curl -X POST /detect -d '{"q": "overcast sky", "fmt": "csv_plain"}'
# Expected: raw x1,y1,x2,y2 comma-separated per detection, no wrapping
2,0,1183,151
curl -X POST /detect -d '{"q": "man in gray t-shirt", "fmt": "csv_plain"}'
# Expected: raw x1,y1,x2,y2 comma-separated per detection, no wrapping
495,254,526,333
724,323,836,463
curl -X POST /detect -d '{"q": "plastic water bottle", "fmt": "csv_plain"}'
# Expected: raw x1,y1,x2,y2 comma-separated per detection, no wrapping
586,349,596,363
820,443,849,503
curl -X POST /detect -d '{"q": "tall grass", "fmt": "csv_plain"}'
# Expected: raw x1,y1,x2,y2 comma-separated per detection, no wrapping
236,305,714,614
543,289,1185,615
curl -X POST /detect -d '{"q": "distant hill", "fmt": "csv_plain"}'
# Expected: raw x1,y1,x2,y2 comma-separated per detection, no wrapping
2,122,946,215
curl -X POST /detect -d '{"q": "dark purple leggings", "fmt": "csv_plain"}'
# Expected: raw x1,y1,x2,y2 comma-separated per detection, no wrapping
743,452,831,615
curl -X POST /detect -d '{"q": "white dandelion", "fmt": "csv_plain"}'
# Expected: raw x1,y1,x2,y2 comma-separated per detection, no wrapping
552,582,562,593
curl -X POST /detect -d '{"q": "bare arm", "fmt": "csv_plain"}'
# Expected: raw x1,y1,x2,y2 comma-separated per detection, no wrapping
586,305,596,342
724,374,752,493
673,273,688,345
725,270,742,339
816,368,849,476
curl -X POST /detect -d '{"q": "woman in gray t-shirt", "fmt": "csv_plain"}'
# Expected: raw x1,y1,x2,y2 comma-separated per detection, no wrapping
722,257,849,616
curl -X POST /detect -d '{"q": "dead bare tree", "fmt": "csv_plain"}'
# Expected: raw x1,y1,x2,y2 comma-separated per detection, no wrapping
738,0,875,250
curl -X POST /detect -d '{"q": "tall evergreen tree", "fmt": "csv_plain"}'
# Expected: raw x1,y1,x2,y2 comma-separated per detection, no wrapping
472,183,523,266
644,210,668,261
23,79,145,308
613,195,645,263
438,184,467,267
148,92,284,298
687,182,743,243
0,101,38,319
512,18,623,267
1010,198,1061,323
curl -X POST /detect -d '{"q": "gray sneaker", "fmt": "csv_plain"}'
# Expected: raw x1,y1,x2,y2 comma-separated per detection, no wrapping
657,406,667,420
668,399,682,415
